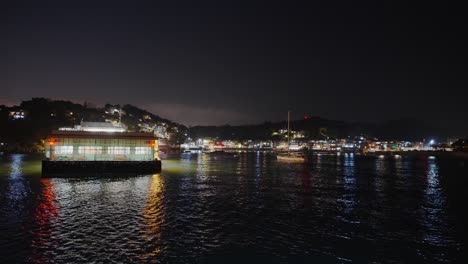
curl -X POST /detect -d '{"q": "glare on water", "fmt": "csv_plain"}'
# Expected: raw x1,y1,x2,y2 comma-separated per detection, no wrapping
0,153,466,263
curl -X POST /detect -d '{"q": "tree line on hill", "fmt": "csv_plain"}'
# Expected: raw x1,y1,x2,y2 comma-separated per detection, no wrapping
188,117,442,142
0,98,186,153
0,98,448,153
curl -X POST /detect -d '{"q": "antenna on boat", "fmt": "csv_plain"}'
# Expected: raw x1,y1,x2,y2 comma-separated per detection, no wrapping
118,105,122,126
287,110,290,154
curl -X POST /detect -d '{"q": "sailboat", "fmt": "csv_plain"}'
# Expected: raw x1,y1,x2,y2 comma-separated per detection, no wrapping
276,111,306,162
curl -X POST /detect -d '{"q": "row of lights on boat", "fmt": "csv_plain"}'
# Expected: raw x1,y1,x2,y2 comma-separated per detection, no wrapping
378,154,436,160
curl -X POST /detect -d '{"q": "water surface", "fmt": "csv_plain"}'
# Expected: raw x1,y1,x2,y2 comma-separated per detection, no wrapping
0,153,466,263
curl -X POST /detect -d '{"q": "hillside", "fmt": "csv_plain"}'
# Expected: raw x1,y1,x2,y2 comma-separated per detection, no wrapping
0,98,187,153
0,98,446,153
188,117,442,142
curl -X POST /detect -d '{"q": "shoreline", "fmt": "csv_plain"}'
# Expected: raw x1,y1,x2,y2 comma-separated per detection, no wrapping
364,150,468,160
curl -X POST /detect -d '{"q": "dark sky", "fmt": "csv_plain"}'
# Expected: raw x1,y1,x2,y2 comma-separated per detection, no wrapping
2,1,467,134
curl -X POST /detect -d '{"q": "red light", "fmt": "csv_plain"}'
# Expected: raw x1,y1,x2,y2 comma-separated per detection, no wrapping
304,116,309,120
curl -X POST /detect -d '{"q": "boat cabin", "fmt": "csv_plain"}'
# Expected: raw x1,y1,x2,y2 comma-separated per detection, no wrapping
42,130,161,175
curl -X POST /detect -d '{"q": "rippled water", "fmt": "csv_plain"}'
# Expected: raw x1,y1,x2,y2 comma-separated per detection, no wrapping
0,153,466,263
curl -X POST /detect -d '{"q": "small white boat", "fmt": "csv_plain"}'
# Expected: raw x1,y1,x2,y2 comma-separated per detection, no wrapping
276,111,306,163
276,152,306,162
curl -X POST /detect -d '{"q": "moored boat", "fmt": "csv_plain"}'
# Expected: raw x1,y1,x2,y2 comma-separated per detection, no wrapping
276,152,306,162
276,111,306,163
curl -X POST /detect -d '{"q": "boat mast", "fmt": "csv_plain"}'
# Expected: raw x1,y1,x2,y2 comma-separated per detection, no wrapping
287,110,290,154
118,106,122,125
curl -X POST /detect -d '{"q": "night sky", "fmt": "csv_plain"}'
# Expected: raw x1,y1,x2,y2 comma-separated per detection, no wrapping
2,1,466,134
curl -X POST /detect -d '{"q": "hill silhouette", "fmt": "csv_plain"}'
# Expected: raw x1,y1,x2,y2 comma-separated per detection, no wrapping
1,98,445,153
0,98,186,152
189,117,442,141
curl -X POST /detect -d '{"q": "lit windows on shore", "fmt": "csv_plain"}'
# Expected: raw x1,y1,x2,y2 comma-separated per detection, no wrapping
9,111,26,120
54,146,73,154
108,147,130,155
78,146,103,155
54,146,152,155
45,130,158,161
135,147,151,155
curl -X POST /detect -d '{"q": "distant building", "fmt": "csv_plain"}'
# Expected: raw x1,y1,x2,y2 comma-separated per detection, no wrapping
158,138,169,153
154,125,168,138
452,139,468,152
105,106,125,116
138,123,154,133
8,109,27,120
292,130,306,139
59,121,127,133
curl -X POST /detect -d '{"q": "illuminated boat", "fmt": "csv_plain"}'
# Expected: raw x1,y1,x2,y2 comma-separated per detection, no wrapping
42,122,161,176
276,111,306,163
276,152,306,162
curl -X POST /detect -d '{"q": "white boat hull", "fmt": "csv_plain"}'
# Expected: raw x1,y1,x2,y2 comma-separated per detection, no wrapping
276,154,306,162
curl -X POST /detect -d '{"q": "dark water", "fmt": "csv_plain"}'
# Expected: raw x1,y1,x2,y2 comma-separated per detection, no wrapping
0,153,466,263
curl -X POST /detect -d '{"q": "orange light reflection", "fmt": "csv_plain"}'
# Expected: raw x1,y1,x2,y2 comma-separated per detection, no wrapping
29,179,59,264
140,174,166,260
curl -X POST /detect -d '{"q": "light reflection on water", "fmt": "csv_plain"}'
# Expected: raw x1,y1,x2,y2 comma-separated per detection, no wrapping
29,179,59,264
0,153,466,263
141,174,165,261
342,154,356,216
7,154,29,206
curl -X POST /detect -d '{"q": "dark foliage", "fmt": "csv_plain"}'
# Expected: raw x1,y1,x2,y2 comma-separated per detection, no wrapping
0,98,187,152
189,117,442,141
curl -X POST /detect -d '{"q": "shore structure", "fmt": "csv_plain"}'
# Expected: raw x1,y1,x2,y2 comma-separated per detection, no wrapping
42,122,161,176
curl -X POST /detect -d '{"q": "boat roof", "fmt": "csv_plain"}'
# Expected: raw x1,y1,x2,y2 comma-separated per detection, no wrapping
47,130,157,140
81,121,118,128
